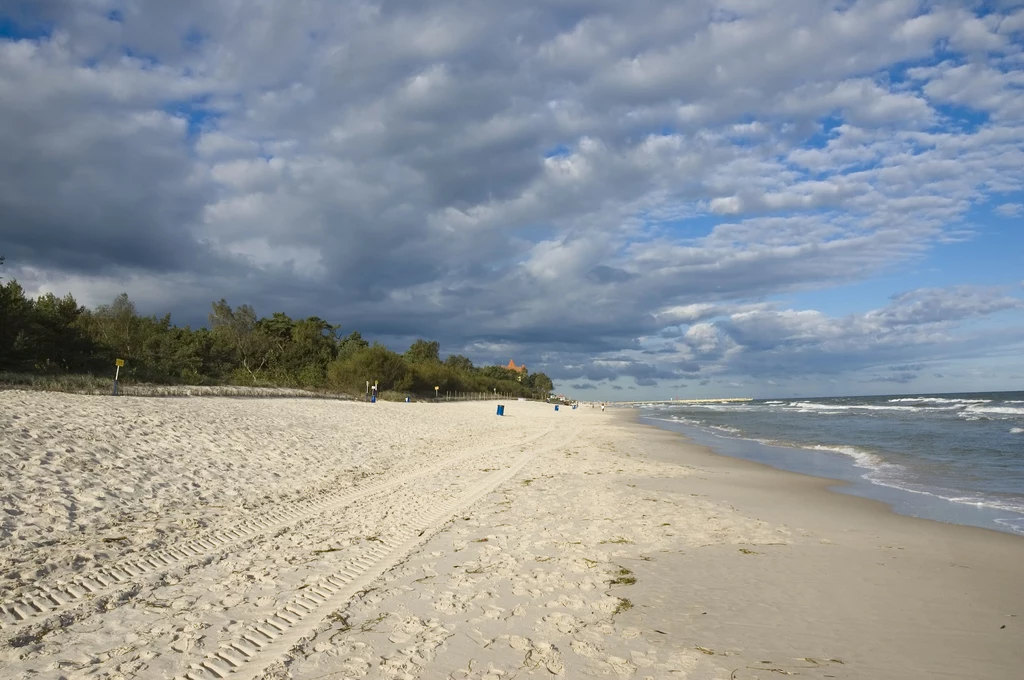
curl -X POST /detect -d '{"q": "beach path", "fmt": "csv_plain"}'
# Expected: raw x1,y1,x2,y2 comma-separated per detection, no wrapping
0,394,592,678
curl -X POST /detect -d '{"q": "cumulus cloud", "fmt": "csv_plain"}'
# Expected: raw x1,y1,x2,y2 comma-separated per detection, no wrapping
2,0,1024,397
660,286,1023,381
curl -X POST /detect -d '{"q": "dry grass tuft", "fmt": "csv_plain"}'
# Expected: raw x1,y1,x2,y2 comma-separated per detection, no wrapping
0,372,358,400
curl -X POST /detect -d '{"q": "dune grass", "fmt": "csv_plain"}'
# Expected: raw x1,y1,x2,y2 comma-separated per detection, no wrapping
0,372,358,400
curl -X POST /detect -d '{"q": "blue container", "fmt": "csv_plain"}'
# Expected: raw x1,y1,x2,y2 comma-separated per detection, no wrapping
371,395,376,403
496,404,505,416
554,404,559,411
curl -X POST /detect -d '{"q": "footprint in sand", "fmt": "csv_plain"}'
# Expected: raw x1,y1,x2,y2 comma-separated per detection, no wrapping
526,643,565,675
542,611,582,634
507,636,566,675
605,655,639,676
570,639,602,659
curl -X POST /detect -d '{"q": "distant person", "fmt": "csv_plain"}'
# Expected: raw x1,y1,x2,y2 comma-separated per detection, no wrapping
601,403,605,412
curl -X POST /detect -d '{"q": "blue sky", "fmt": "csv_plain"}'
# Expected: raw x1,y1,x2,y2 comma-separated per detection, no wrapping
1,0,1023,399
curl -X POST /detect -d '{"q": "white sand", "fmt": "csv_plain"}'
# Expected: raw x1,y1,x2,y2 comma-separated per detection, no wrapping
1,392,1021,679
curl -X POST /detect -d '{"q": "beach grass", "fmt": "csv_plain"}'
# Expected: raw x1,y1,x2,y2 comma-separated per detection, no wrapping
0,372,358,400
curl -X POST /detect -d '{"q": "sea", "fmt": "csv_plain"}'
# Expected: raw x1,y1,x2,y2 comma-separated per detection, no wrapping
638,391,1024,537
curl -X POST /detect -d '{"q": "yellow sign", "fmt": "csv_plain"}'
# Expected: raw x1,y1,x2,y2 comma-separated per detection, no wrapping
115,359,125,367
435,386,440,390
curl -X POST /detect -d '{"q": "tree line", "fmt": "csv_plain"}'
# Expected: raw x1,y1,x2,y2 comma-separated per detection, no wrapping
0,263,554,399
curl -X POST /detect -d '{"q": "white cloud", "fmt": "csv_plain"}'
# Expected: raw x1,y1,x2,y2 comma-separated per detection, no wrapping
3,0,1024,397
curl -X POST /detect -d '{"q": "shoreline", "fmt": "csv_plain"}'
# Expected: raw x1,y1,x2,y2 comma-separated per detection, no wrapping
636,408,1024,537
613,409,1024,678
623,408,1023,542
2,393,1021,679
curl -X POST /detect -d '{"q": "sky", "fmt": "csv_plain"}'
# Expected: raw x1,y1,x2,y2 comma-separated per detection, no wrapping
2,0,1024,400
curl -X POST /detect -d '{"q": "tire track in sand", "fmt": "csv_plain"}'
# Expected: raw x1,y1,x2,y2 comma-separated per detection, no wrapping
0,427,556,643
175,426,579,680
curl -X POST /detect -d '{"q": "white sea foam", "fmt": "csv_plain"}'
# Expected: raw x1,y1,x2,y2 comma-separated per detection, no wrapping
993,518,1024,535
650,397,1024,535
961,404,1024,418
850,473,1024,529
710,423,744,435
804,443,891,470
944,495,1024,513
645,411,1024,533
888,397,990,405
685,403,758,411
722,436,894,472
787,402,934,413
764,400,784,404
652,415,744,438
760,441,1024,528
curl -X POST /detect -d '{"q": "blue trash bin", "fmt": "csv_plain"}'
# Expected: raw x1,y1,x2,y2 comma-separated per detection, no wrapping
554,404,559,411
496,404,505,416
371,395,376,403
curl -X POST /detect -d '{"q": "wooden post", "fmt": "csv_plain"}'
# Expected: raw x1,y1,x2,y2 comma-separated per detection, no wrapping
113,358,124,396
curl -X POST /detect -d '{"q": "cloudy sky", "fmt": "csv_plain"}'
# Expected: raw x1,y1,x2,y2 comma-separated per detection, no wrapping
2,0,1024,399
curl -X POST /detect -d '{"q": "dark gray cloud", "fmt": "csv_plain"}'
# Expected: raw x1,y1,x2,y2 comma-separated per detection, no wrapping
889,364,925,372
2,1,1024,397
864,372,919,384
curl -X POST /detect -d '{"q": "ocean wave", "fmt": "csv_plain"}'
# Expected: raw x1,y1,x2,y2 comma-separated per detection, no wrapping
993,518,1024,535
786,402,942,413
854,474,1024,529
647,415,743,437
805,443,890,470
716,435,893,472
707,424,743,435
931,494,1024,519
888,397,990,405
764,400,784,404
961,405,1024,418
685,403,759,411
643,409,1024,536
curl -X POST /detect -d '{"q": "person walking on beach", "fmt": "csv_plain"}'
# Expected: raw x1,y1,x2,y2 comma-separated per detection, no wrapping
601,403,605,412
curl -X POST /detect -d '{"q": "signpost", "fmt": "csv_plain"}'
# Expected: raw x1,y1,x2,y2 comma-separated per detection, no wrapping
435,385,440,398
113,358,124,396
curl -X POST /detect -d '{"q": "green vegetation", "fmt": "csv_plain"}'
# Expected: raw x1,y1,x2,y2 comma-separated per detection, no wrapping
0,259,554,399
609,566,636,586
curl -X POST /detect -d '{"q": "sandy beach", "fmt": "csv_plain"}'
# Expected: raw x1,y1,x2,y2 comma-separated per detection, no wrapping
1,392,1021,679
